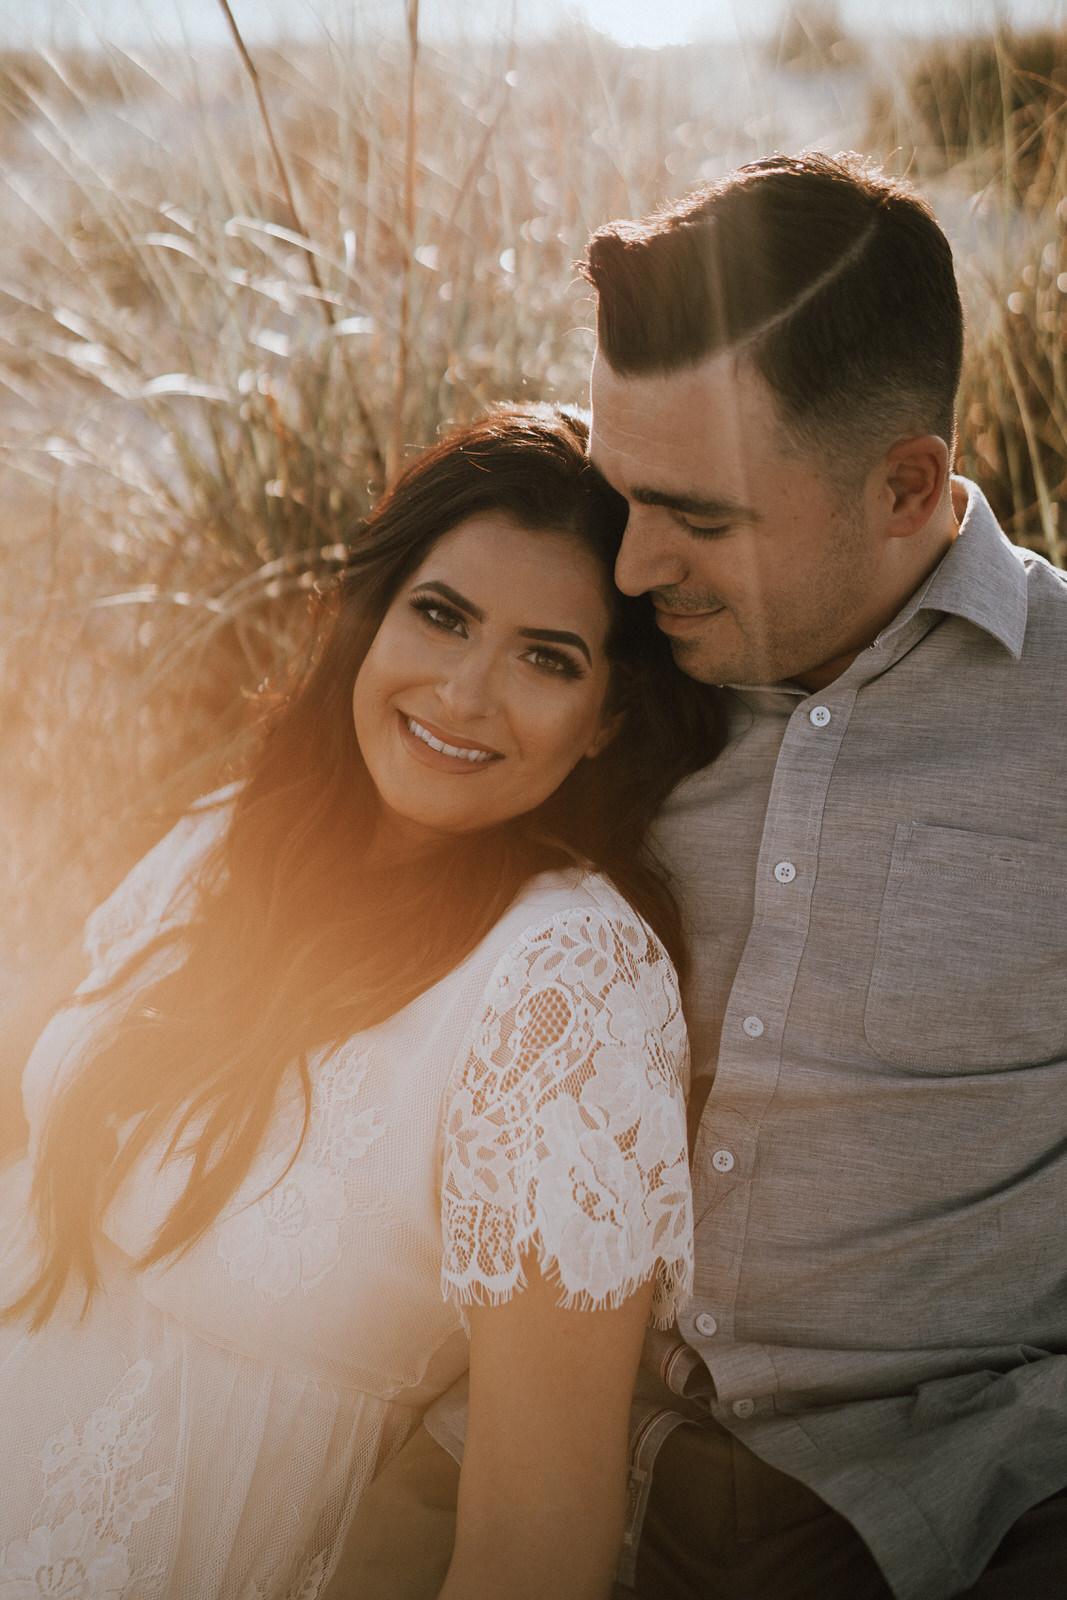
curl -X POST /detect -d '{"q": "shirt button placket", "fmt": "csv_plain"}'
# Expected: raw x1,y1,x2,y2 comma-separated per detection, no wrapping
695,686,849,1382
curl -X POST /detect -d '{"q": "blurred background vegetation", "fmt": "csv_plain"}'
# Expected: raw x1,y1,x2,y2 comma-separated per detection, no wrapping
0,0,1064,986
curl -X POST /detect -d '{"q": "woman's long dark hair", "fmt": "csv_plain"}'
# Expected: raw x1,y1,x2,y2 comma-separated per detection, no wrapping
12,404,725,1328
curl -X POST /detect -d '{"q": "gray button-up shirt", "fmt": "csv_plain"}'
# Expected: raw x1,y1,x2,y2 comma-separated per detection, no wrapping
643,479,1067,1599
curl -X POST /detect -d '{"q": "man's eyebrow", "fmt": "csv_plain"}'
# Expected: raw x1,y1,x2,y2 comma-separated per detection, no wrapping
631,487,761,521
414,583,592,665
518,628,592,666
414,580,485,622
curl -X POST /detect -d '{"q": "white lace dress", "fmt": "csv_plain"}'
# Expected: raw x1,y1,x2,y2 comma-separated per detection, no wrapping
0,797,693,1600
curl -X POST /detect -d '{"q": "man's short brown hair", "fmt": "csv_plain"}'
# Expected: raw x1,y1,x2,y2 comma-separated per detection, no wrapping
583,152,964,478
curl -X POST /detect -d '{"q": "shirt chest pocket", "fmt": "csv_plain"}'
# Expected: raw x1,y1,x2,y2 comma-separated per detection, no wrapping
864,822,1067,1072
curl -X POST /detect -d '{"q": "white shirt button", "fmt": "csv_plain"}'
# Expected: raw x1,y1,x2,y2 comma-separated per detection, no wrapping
809,705,831,726
732,1398,756,1418
712,1148,735,1174
695,1312,718,1337
773,860,797,883
742,1015,764,1038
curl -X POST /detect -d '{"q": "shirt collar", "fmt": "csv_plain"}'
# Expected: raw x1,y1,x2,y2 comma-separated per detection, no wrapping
873,476,1027,661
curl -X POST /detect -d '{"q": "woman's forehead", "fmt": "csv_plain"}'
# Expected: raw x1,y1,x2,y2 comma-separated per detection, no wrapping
407,513,614,639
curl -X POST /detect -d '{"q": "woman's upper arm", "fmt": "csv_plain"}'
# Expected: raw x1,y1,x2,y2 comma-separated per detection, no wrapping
0,935,90,1155
436,900,695,1599
439,1256,653,1600
0,799,231,1158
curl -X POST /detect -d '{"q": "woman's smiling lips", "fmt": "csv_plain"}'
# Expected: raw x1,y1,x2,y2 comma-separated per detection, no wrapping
396,711,503,772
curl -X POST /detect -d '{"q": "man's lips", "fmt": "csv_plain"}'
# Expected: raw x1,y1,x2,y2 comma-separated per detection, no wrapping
396,711,502,771
652,604,726,636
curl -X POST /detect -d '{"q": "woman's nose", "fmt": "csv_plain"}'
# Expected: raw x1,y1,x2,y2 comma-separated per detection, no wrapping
614,507,688,596
435,648,498,721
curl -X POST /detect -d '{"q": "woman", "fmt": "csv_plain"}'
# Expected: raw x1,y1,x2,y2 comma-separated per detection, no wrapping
0,405,723,1600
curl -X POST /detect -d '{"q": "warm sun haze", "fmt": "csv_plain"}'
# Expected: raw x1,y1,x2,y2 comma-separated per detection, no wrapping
0,406,729,1600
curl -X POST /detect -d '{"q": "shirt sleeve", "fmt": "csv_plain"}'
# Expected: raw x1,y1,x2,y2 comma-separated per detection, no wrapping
81,787,237,987
440,902,694,1329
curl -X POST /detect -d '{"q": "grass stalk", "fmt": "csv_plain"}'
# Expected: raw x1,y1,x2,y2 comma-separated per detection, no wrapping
387,0,420,485
215,0,385,483
215,0,327,312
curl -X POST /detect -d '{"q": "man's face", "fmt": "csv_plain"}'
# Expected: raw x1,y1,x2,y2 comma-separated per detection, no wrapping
590,349,887,690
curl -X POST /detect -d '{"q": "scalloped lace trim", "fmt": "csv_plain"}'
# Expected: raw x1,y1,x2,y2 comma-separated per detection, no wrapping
441,903,693,1328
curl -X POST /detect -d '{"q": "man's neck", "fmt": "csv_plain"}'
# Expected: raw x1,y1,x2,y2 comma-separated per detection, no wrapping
793,490,963,694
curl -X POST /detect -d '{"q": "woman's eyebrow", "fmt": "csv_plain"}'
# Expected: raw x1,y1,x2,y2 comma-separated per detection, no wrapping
518,628,592,666
415,580,484,620
416,580,592,666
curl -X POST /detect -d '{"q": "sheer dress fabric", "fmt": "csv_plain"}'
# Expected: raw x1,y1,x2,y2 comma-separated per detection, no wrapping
0,797,693,1599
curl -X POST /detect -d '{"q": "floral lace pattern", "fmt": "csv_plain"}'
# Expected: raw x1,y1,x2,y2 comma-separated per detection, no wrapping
237,1550,326,1600
287,1552,327,1600
215,1046,387,1300
441,905,693,1327
0,1361,171,1598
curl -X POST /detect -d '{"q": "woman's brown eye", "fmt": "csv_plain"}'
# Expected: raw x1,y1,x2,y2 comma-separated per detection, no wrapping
523,647,583,680
410,596,466,634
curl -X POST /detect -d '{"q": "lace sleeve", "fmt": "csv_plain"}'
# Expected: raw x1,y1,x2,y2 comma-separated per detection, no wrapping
440,902,693,1330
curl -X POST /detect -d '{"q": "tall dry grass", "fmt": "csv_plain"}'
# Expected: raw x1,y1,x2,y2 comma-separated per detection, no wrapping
870,25,1067,561
0,13,1063,983
0,20,757,977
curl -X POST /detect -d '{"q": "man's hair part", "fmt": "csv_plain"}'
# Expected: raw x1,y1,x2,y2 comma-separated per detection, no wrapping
584,151,964,484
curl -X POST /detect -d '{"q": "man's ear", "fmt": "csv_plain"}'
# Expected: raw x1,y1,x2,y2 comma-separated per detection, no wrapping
879,435,951,540
584,709,625,760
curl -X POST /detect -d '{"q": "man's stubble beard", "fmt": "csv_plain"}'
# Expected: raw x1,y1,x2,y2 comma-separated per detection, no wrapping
659,501,874,689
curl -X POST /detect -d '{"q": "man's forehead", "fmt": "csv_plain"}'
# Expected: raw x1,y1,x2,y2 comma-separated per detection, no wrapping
589,348,757,480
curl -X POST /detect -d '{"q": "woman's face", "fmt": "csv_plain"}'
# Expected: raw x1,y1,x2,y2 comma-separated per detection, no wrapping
351,510,617,854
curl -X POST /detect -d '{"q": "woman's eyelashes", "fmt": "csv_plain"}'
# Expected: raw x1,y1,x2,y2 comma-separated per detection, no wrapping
408,593,586,680
410,593,467,635
520,644,585,679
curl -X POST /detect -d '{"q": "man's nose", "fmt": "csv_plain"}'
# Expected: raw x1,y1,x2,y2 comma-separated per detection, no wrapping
614,508,688,596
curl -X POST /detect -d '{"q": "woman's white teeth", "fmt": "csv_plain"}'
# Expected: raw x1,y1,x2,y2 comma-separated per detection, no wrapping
405,717,494,762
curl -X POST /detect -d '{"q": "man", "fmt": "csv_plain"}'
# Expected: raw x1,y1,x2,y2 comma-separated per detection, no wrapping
328,153,1067,1598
